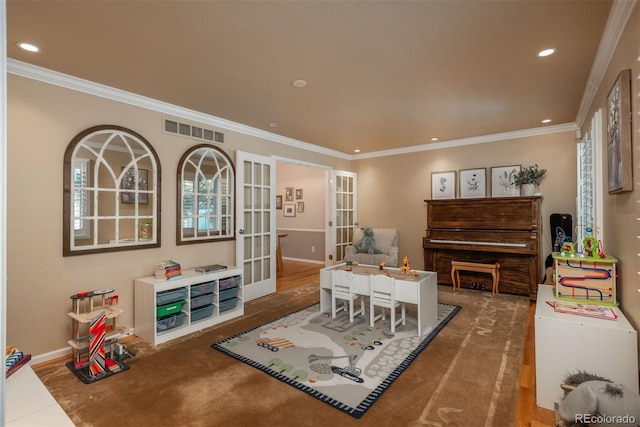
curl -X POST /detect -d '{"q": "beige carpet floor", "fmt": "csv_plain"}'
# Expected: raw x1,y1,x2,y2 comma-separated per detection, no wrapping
34,283,528,427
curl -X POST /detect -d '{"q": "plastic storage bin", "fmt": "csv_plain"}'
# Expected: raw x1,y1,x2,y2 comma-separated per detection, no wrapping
219,276,241,291
191,281,215,297
156,288,188,305
219,287,240,301
191,293,214,309
156,300,186,317
156,311,187,332
191,304,215,322
219,298,239,313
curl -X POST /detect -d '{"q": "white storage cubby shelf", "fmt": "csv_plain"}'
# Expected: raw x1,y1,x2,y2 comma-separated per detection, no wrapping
134,267,243,345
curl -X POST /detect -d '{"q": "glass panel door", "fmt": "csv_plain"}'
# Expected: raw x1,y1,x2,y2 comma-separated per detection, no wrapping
236,151,276,301
329,170,357,265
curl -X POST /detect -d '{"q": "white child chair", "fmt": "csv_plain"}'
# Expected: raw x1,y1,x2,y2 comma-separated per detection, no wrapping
369,274,406,334
331,269,365,322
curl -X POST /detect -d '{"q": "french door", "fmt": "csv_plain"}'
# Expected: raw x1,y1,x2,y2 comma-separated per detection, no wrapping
327,170,358,265
236,151,276,301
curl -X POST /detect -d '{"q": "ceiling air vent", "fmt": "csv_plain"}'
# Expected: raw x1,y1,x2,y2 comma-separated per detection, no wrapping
163,118,224,143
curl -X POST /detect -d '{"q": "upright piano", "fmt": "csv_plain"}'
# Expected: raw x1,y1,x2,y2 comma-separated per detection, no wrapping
423,196,541,299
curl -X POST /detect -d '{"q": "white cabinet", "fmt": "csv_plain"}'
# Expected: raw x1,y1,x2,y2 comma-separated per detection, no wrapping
134,268,243,345
535,285,638,410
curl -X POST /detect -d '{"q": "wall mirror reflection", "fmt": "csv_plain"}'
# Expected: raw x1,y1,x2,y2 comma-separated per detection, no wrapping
177,144,235,245
63,125,161,256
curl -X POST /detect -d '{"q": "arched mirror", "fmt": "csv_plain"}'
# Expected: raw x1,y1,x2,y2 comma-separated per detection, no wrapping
63,125,161,256
177,144,235,245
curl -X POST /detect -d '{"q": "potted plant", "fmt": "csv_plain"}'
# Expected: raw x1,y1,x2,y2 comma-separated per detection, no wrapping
514,164,547,196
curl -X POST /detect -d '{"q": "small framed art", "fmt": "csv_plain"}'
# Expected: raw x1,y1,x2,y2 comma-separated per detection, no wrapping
491,165,520,197
285,187,294,201
276,195,282,210
431,171,456,199
459,168,486,198
297,202,304,213
295,188,304,200
283,204,296,217
606,69,632,194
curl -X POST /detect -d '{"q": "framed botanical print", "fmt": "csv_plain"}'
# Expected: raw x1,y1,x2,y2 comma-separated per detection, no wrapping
491,165,520,197
431,171,456,199
607,69,632,194
285,187,294,201
459,168,486,198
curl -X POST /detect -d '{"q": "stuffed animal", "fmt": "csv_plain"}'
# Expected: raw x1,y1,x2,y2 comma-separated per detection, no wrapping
557,371,640,427
357,227,381,254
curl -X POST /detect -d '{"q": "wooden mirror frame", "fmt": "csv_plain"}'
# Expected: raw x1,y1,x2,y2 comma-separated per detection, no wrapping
177,144,235,245
63,125,161,256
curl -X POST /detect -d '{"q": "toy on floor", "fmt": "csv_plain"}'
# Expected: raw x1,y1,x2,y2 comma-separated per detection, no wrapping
557,371,640,427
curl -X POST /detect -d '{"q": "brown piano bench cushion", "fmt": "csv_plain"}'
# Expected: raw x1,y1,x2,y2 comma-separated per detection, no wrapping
450,260,501,298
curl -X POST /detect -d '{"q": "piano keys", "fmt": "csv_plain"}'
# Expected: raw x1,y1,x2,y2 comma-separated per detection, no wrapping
423,196,542,299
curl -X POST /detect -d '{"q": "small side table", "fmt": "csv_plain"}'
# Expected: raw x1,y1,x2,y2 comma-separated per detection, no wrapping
277,233,288,272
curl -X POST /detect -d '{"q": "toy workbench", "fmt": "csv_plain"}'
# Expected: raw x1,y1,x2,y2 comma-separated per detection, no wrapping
552,252,618,306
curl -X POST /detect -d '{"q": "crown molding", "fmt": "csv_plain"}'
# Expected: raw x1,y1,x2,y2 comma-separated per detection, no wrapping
7,59,350,160
352,123,579,160
575,0,637,128
9,58,580,162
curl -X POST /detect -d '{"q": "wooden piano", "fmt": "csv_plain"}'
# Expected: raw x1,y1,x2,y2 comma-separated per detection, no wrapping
423,196,541,299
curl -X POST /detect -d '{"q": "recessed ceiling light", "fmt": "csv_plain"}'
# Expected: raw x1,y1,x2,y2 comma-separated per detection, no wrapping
537,48,556,57
430,137,439,141
269,122,278,128
354,149,361,153
541,119,552,124
292,79,307,88
16,42,40,52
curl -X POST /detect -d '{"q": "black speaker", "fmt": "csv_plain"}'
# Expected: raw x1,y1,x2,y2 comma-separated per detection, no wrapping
550,213,572,251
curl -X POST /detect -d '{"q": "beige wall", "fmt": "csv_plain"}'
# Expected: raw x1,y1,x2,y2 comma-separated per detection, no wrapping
352,131,578,273
276,163,326,262
6,75,346,355
579,4,640,332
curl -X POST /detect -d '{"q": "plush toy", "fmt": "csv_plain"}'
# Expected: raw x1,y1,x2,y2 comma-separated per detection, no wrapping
357,227,381,254
557,371,640,427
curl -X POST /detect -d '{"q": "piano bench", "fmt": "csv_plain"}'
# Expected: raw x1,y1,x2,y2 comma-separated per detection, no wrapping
450,261,501,298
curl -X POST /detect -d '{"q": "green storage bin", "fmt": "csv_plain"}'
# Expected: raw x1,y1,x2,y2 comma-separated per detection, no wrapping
156,300,186,317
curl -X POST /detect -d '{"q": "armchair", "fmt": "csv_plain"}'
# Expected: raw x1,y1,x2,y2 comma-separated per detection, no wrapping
344,227,399,267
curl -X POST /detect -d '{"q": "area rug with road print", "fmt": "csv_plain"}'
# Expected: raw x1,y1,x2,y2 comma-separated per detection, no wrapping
212,302,460,418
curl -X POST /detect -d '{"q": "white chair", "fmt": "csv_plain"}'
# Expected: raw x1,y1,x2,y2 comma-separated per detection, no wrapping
369,274,406,335
331,269,365,322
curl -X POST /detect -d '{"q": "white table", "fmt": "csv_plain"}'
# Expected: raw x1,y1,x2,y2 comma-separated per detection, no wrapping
535,285,638,410
320,264,438,336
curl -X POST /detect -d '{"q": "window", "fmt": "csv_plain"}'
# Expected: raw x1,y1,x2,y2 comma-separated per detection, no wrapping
576,109,604,248
72,158,90,238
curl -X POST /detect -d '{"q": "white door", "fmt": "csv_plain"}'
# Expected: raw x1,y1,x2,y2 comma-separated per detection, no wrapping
236,151,276,301
326,170,358,265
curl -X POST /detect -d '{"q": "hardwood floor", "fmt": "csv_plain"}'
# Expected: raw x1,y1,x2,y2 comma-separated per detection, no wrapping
277,259,556,426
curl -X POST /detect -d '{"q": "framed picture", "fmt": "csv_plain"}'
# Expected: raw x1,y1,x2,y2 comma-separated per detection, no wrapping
431,171,456,199
276,195,282,210
459,168,486,198
297,201,304,213
491,165,520,197
285,187,294,201
607,69,632,194
283,204,296,217
295,188,303,200
121,167,148,204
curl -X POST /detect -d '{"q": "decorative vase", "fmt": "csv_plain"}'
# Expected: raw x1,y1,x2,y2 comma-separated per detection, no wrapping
520,183,535,196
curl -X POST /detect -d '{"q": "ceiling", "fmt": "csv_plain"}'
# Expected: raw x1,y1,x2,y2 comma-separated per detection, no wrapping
6,1,614,155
